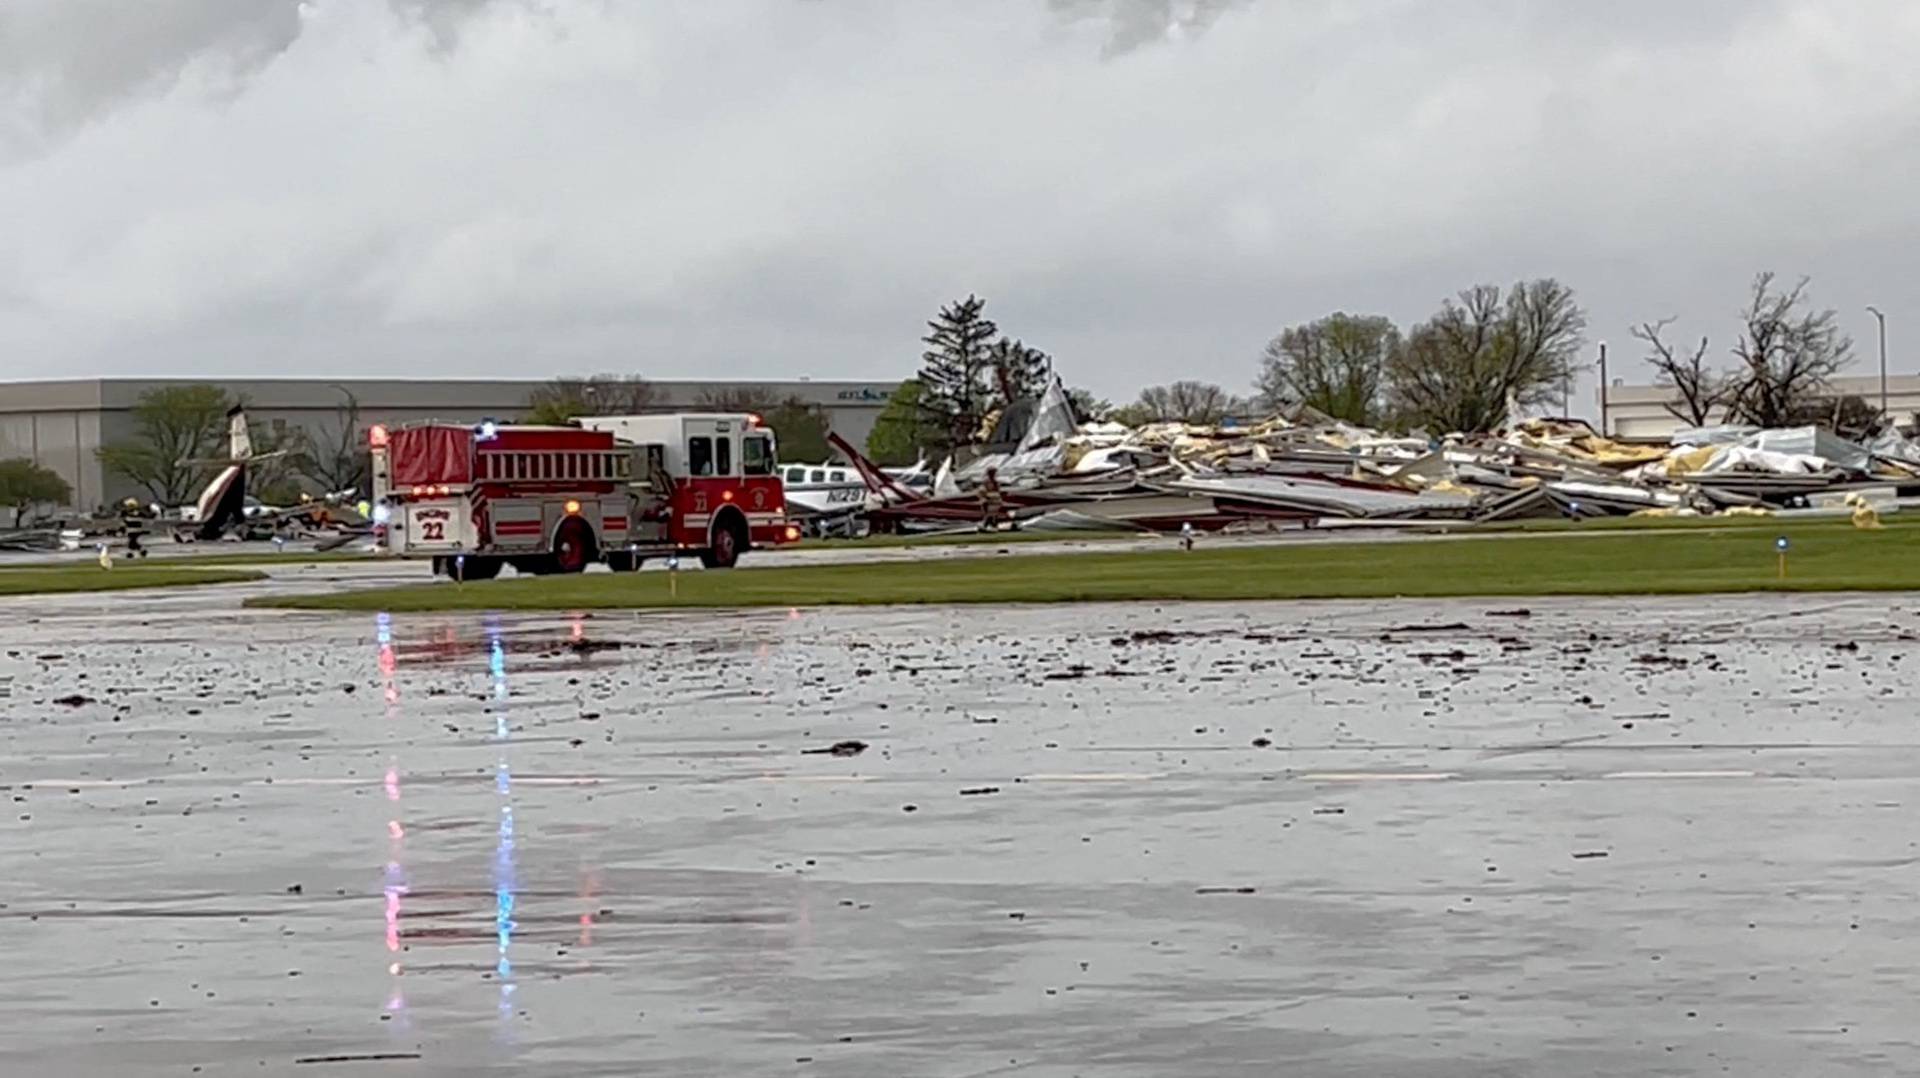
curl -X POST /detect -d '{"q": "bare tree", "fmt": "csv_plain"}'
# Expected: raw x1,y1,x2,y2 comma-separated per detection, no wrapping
1385,279,1586,434
695,384,777,413
696,385,833,461
300,389,370,495
1723,273,1854,429
1632,318,1730,428
1255,312,1398,424
524,374,657,424
1131,381,1239,424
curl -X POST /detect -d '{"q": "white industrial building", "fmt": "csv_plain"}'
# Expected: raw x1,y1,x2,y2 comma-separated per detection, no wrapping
1599,373,1920,441
0,377,900,511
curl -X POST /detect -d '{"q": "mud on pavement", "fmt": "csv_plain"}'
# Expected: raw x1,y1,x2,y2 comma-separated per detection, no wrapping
4,594,1919,1076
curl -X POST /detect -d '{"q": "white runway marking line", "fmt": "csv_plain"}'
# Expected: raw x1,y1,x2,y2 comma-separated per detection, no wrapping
1022,773,1166,783
248,776,605,787
1298,772,1457,783
1602,769,1757,780
21,778,153,789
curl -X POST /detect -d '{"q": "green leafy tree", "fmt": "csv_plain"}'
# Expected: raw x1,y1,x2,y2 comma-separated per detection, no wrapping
1385,279,1587,433
763,400,831,463
865,380,932,466
0,458,72,524
1256,313,1400,424
96,384,233,504
523,373,657,424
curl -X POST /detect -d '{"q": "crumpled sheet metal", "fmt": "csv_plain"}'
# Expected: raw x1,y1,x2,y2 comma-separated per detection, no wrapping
1505,419,1670,467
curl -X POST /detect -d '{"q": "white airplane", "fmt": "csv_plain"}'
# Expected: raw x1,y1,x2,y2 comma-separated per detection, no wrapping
779,458,930,535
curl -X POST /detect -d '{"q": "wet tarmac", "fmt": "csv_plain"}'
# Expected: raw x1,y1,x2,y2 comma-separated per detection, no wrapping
5,591,1920,1075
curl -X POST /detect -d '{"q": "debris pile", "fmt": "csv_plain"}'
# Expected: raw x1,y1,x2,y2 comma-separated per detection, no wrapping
818,383,1920,535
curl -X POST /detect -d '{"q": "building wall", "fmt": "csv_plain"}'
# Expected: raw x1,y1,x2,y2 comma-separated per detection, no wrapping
0,378,900,510
1601,374,1920,442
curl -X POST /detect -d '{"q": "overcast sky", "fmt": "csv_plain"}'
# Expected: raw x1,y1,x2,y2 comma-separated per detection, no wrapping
3,0,1916,406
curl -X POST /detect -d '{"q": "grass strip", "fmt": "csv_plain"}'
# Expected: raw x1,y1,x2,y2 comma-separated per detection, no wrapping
0,566,266,595
250,519,1915,612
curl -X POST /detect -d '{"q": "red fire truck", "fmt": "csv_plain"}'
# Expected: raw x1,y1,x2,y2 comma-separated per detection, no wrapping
370,413,798,578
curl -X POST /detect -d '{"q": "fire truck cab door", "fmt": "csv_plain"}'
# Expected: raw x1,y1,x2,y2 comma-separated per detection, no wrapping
398,498,473,554
685,419,737,479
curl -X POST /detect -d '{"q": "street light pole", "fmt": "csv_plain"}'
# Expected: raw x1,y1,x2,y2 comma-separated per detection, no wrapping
1597,341,1609,436
1867,306,1888,419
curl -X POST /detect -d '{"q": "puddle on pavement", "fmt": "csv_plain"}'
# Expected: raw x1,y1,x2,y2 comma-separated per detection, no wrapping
4,595,1920,1076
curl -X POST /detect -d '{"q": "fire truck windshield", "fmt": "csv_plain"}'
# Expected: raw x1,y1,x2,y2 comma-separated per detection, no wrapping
743,434,773,475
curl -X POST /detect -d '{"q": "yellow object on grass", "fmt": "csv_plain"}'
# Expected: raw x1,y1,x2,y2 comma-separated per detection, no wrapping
1844,494,1886,530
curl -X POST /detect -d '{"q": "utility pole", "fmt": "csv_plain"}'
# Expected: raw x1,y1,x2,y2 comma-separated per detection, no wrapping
1867,306,1888,419
1597,341,1609,436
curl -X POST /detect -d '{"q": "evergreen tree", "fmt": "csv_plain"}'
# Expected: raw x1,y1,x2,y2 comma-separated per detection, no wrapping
917,294,1000,450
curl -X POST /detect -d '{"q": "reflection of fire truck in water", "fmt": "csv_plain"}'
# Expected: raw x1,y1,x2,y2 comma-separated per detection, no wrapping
370,413,798,577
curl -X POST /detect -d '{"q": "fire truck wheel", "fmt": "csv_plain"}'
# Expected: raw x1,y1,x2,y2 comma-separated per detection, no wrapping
699,516,745,569
552,517,596,574
606,551,643,572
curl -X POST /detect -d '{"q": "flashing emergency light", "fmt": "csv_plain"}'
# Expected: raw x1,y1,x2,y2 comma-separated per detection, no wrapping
784,525,800,542
371,504,392,524
478,420,499,440
564,500,582,515
721,489,734,502
746,413,763,427
368,424,389,449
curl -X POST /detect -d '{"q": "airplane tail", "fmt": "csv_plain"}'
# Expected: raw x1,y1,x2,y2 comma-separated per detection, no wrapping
191,406,251,539
227,405,252,461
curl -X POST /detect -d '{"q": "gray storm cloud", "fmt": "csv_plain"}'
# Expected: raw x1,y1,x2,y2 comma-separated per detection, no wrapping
0,0,515,158
1,0,1916,400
